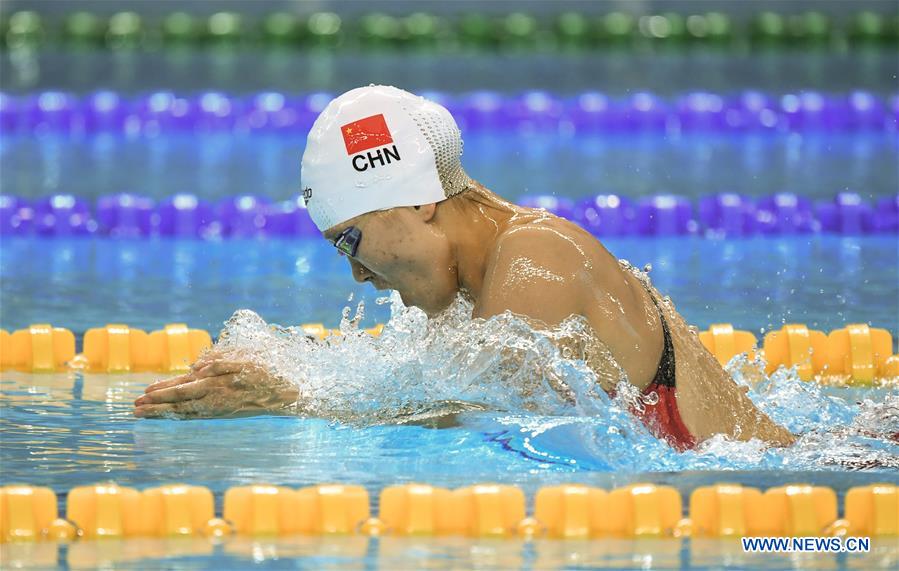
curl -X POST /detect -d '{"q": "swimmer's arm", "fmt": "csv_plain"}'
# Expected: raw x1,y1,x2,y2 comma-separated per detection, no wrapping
480,224,677,393
473,226,653,398
470,228,598,402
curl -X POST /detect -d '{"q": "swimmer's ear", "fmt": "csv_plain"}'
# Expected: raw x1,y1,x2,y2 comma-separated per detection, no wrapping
414,203,437,222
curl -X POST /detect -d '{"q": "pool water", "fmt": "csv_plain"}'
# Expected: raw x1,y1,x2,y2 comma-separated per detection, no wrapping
2,111,898,570
1,367,898,568
2,368,898,490
3,533,897,569
6,49,898,97
2,132,897,202
1,235,896,340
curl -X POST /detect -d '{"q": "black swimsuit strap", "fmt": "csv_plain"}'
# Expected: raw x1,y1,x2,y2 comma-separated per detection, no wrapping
647,290,677,388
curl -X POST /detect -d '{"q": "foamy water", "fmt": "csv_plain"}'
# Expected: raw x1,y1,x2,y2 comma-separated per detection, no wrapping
210,281,899,473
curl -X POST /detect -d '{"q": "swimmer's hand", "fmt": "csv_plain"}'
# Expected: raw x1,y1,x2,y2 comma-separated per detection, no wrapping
133,357,300,419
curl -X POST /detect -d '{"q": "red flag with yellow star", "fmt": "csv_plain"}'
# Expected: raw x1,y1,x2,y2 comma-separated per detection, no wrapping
340,114,393,155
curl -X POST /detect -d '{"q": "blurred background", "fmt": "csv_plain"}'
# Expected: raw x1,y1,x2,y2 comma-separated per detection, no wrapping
0,0,897,337
2,0,898,95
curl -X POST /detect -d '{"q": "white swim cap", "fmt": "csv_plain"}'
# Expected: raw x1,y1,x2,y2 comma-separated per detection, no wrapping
300,85,472,232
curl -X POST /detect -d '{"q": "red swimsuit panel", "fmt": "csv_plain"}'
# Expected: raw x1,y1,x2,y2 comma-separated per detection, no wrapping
611,291,697,451
632,382,696,451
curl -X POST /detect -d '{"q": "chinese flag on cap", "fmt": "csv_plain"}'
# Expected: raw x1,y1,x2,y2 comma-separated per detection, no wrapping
341,114,394,155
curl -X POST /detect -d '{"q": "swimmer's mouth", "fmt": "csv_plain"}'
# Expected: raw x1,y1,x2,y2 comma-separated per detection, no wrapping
372,278,389,290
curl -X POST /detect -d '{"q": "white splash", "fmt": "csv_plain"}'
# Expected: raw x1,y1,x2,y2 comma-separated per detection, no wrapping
210,291,899,472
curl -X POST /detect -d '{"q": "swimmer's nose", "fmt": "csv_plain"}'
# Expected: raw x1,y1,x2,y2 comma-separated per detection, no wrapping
348,258,374,283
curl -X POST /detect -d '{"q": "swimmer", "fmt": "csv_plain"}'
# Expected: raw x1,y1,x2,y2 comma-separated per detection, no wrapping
134,85,795,449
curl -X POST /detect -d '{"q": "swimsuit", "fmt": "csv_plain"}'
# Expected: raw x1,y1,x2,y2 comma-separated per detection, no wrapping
632,294,697,451
609,291,697,451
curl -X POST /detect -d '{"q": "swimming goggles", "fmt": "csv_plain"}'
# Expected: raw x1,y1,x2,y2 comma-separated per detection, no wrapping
333,226,362,258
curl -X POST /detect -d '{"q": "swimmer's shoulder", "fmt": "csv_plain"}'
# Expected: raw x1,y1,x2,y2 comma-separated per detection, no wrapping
499,208,635,291
497,209,606,262
492,216,588,264
475,217,592,317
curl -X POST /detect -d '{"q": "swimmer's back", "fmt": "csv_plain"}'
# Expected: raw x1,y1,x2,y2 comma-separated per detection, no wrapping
480,208,667,392
485,207,795,446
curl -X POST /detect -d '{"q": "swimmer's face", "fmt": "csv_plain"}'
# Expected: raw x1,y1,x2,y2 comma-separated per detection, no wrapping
323,203,458,316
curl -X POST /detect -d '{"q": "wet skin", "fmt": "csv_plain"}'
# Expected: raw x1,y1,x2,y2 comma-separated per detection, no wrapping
135,184,795,447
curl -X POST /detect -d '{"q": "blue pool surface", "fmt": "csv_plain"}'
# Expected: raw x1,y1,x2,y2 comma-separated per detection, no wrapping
2,368,898,490
2,233,899,517
2,233,898,569
1,367,898,569
2,94,898,571
1,132,897,202
1,236,896,340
